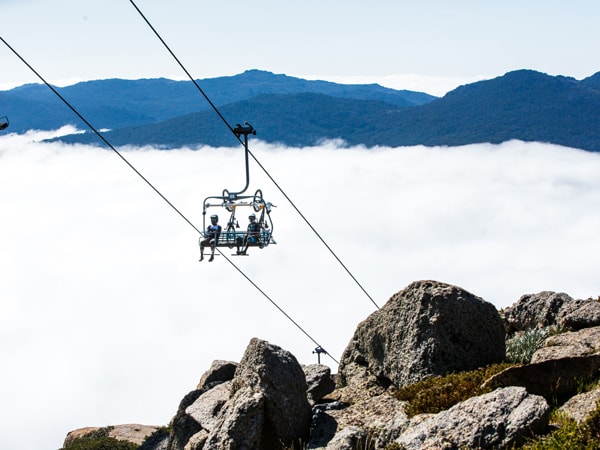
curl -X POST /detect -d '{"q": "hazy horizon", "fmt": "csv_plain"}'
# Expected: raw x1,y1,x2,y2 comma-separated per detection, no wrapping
3,1,600,96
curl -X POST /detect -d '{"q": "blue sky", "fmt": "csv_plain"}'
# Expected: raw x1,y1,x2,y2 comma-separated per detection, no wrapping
2,1,600,95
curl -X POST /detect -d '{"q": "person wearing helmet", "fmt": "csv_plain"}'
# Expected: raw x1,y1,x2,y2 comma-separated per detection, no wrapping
199,214,222,262
237,213,262,255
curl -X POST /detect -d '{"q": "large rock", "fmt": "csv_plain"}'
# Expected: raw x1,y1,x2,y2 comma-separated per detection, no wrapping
196,360,237,390
556,388,600,424
168,390,205,450
204,393,266,449
303,364,336,406
481,325,600,404
203,338,312,449
185,381,231,432
325,360,387,405
338,280,505,389
184,430,209,450
563,298,600,330
483,355,600,402
394,387,549,449
503,291,600,333
531,326,600,363
318,426,369,450
139,429,170,450
308,394,407,448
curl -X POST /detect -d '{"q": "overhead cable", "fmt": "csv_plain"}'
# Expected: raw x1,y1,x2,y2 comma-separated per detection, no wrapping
128,0,380,310
0,34,338,365
0,36,198,235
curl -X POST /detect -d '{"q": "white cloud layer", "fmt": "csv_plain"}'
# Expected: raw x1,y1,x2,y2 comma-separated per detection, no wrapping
1,131,600,449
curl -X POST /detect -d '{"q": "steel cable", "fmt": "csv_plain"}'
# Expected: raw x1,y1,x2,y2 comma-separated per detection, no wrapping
128,0,380,310
0,34,338,365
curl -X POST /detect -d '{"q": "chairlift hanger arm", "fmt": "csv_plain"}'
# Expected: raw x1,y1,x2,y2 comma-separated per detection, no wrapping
225,121,256,200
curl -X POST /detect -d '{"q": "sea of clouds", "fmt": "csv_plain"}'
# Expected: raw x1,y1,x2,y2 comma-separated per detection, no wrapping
1,128,600,449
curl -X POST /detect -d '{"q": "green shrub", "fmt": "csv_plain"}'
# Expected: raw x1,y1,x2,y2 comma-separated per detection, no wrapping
517,405,600,449
384,443,403,450
392,363,513,417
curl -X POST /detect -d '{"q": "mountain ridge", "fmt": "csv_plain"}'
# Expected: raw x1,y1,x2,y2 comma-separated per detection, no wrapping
0,69,434,134
3,69,600,151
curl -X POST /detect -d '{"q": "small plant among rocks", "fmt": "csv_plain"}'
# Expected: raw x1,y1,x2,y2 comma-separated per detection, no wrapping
506,326,563,364
516,405,600,449
392,363,514,417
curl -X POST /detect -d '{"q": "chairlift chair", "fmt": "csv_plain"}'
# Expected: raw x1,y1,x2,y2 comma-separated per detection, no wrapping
201,189,276,254
198,122,276,257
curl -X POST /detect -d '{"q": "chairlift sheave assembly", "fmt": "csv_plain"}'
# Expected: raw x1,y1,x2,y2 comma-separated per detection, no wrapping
0,116,9,131
199,122,276,260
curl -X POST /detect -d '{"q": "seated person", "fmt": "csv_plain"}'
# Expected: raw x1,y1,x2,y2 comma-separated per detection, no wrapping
199,214,221,262
237,213,262,255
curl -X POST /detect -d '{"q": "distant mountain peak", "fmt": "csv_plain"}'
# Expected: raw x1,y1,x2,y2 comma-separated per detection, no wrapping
4,69,600,152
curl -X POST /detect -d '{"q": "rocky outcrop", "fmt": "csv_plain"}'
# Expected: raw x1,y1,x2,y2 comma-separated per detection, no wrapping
325,358,387,405
168,390,205,450
563,298,600,330
63,428,100,447
309,394,407,448
303,364,336,406
160,339,313,450
503,291,600,333
393,387,549,449
483,355,600,402
557,388,600,424
483,325,600,403
63,424,162,448
196,360,237,390
63,281,600,450
202,338,312,449
338,280,505,389
531,325,600,363
317,426,369,450
185,381,231,434
138,429,169,450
